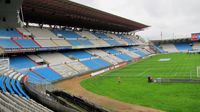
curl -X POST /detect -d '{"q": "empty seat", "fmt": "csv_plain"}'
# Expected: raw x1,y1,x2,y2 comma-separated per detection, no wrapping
0,39,20,49
33,67,62,81
15,39,40,48
0,28,22,38
10,56,37,69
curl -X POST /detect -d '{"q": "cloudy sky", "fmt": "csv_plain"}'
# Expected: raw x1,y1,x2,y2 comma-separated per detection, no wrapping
72,0,200,40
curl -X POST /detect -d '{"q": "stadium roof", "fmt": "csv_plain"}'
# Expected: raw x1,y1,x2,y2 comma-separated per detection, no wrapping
22,0,149,32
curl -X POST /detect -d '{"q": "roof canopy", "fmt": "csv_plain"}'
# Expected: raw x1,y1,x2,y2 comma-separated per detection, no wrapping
22,0,149,32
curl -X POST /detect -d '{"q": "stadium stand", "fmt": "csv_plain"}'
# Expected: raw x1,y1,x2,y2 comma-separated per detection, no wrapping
26,27,58,39
106,33,128,45
175,43,192,52
76,31,110,47
93,32,120,46
103,48,133,61
15,39,40,48
160,44,179,53
52,29,93,47
34,39,58,48
32,67,62,81
38,52,73,65
10,56,37,69
27,54,44,63
0,28,22,38
0,64,53,112
114,47,141,59
0,39,20,49
116,34,136,45
87,49,123,65
0,0,155,111
62,50,111,70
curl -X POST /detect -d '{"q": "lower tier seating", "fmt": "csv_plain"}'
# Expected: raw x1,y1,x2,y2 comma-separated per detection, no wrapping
7,46,152,82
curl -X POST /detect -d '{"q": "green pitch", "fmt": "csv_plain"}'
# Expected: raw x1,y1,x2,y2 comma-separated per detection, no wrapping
81,53,200,112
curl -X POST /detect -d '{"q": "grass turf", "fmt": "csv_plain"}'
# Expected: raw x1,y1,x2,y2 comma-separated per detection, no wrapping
81,53,200,112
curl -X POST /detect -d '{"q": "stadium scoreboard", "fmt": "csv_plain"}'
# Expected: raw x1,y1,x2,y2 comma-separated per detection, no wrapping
191,33,200,41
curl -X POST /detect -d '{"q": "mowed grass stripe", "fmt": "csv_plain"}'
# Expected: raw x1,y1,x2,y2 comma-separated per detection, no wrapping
81,53,200,112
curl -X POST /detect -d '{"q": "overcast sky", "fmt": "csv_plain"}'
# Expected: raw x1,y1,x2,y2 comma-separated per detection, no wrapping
72,0,200,40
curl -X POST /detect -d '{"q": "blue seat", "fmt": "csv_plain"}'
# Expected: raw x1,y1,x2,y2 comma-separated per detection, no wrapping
10,56,37,69
33,67,62,81
52,30,93,46
175,43,192,51
93,32,120,46
68,40,82,46
0,28,22,38
54,30,81,38
26,71,44,83
0,75,6,93
5,77,15,94
11,78,22,97
92,58,111,67
116,54,133,61
16,80,30,99
116,34,135,44
62,50,93,59
15,39,40,48
80,40,93,46
135,51,146,57
0,39,20,49
81,60,102,70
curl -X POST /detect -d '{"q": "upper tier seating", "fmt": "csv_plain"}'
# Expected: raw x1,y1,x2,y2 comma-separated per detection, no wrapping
0,39,20,49
106,33,128,45
52,29,93,46
51,38,71,47
16,28,31,36
175,43,192,51
76,31,109,46
0,28,22,38
116,34,135,45
10,56,37,69
126,35,145,44
93,32,120,46
32,67,62,81
15,39,40,48
161,44,179,53
26,27,58,39
34,39,58,47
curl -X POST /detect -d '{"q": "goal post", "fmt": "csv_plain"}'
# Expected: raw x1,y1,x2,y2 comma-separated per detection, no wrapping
197,66,200,78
